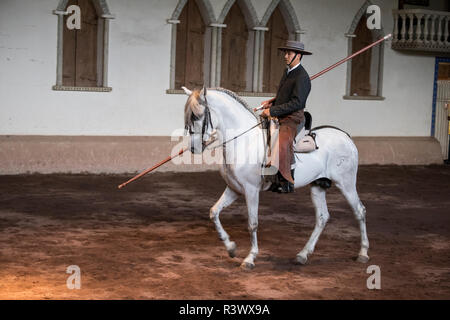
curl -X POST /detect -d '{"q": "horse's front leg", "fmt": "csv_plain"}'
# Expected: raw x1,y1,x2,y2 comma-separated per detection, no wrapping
210,187,239,258
241,186,260,270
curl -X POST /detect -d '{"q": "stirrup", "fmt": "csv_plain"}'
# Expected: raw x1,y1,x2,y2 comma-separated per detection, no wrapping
276,181,295,194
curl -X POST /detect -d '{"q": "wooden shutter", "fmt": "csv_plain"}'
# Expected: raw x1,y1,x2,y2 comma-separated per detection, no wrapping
221,3,248,92
175,0,205,90
438,63,450,80
263,6,288,93
351,16,374,96
76,0,98,87
62,0,99,87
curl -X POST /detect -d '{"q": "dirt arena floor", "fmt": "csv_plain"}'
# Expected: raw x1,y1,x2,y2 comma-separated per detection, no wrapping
0,166,449,300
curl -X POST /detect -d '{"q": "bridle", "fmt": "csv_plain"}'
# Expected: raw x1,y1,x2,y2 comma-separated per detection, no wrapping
185,96,214,153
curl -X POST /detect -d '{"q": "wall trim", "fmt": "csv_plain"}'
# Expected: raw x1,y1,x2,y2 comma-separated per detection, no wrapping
0,136,443,175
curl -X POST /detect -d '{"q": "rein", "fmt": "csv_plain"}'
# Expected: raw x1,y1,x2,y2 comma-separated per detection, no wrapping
205,121,264,151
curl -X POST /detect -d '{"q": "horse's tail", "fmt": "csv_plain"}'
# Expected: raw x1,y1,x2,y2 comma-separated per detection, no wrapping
310,125,351,138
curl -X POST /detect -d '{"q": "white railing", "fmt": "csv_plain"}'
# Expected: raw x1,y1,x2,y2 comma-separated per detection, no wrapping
392,9,450,53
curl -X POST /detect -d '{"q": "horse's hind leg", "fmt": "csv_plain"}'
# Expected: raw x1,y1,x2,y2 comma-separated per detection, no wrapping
336,182,370,263
210,187,239,258
296,185,330,265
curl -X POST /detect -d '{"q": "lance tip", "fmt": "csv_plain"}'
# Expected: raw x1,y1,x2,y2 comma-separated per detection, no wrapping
384,34,392,40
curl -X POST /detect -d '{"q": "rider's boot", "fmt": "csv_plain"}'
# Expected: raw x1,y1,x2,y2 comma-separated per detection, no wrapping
269,172,281,192
277,170,295,194
289,169,295,192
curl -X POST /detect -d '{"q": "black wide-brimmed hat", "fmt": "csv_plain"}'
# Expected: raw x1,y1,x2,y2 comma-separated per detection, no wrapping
278,40,312,55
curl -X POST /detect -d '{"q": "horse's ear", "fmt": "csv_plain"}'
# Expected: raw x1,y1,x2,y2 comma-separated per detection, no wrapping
200,85,207,99
181,86,192,96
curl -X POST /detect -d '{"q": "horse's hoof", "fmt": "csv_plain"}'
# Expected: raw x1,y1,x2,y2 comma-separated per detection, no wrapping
295,254,308,265
240,261,255,270
227,242,237,258
357,254,369,264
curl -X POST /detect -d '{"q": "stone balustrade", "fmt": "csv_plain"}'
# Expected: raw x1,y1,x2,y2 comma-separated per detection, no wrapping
392,9,450,53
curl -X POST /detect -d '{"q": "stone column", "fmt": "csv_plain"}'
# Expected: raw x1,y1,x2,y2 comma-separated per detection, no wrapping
210,24,226,88
423,14,430,43
53,10,67,86
210,26,217,87
393,13,399,42
253,27,269,93
258,29,266,93
101,14,115,87
400,13,407,42
415,14,424,44
444,17,449,45
167,19,180,90
252,29,261,92
295,30,306,42
344,33,356,97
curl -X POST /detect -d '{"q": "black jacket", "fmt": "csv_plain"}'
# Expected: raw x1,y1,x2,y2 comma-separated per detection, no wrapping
270,64,311,124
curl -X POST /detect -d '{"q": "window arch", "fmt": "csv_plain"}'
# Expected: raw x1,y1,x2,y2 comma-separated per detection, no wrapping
168,0,302,95
262,6,289,93
167,0,215,92
175,0,206,89
221,2,250,92
217,0,259,93
261,0,302,40
345,0,385,99
261,0,303,93
53,0,114,91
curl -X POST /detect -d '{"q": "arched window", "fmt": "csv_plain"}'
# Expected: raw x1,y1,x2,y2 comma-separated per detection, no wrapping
63,0,98,87
168,0,297,95
53,0,114,91
345,1,384,99
260,0,302,94
175,0,206,89
263,6,289,93
221,2,249,92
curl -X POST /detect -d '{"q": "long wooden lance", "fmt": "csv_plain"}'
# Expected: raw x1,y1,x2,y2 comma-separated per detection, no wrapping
310,33,391,81
117,34,392,189
117,147,188,189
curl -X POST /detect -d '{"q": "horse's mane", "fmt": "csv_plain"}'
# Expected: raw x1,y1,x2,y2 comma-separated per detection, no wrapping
184,88,258,126
211,87,258,120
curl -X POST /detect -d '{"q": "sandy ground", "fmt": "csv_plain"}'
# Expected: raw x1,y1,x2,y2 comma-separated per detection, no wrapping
0,166,449,300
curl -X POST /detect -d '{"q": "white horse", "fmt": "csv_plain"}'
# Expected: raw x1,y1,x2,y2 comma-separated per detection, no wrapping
182,86,369,270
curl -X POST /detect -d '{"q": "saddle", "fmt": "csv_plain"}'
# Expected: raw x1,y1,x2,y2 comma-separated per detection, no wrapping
293,112,318,153
262,112,317,166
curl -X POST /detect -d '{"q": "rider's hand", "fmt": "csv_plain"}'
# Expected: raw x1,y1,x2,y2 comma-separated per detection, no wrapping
261,100,273,109
260,108,271,118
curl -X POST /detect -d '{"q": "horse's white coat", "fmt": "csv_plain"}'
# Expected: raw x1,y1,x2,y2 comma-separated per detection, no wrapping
183,88,369,269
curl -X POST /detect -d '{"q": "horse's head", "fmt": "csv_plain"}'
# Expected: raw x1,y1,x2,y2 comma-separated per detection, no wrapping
182,86,216,154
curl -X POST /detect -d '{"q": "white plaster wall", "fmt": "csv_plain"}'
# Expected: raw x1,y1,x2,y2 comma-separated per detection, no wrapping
0,0,437,137
253,0,273,22
212,0,228,19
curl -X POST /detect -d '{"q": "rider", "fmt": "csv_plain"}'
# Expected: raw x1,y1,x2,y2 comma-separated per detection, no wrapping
260,40,312,193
